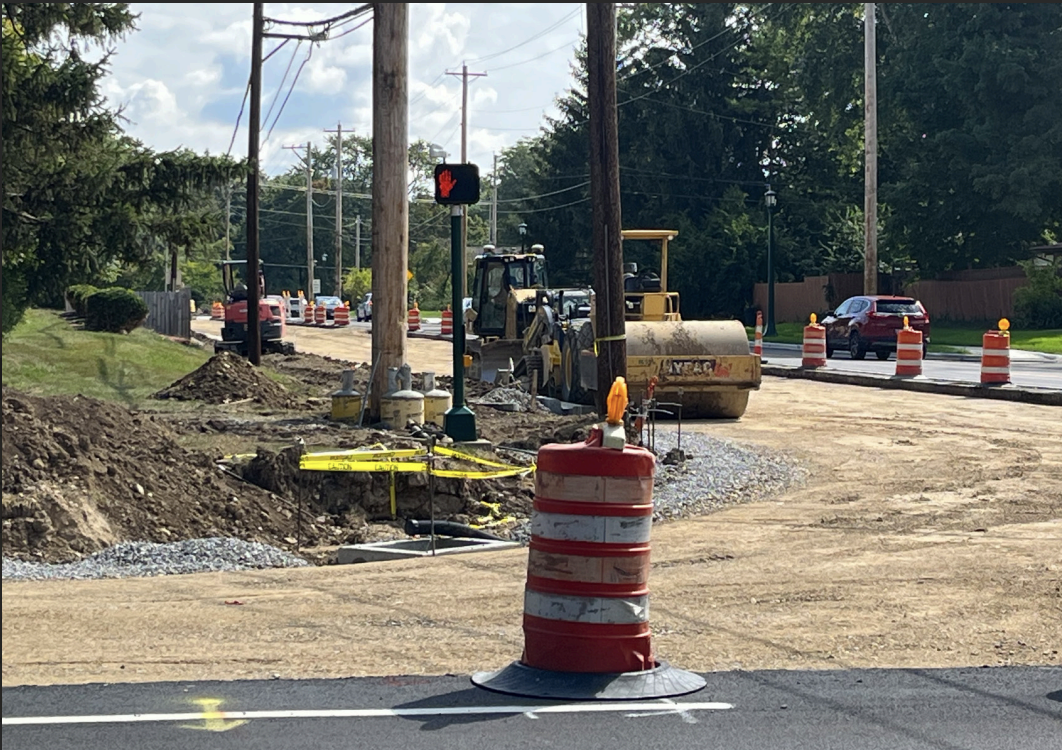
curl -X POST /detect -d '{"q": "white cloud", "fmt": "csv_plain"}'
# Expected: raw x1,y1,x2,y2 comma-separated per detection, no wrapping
101,3,584,172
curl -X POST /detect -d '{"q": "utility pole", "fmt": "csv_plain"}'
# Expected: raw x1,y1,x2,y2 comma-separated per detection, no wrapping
224,184,232,260
586,2,625,414
864,2,878,295
325,122,344,296
446,63,486,293
245,2,264,365
371,2,409,417
490,152,498,245
355,214,362,269
285,143,315,300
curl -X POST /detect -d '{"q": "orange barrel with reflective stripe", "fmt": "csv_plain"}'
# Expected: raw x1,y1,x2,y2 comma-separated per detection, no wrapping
523,429,656,674
801,323,826,367
894,328,923,377
441,307,453,336
333,303,350,326
408,306,421,332
753,311,763,358
315,303,326,326
303,303,315,326
981,331,1010,385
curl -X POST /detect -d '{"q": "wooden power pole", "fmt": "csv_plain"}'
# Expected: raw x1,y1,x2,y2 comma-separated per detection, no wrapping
586,2,625,413
245,1,264,365
370,2,409,416
864,2,878,295
325,122,344,296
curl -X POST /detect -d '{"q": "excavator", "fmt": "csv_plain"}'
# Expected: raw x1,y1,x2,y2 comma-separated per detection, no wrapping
215,259,295,356
464,230,760,419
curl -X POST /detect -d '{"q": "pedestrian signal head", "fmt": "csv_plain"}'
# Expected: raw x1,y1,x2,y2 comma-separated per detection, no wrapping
433,163,480,205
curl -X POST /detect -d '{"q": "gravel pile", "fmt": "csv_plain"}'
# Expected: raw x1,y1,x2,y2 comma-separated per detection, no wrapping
508,426,805,543
3,538,310,582
474,387,549,413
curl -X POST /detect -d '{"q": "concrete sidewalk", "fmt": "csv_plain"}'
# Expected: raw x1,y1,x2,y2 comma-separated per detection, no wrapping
756,341,1060,364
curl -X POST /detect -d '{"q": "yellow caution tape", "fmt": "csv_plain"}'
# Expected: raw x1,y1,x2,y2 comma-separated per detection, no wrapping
299,443,535,480
302,448,426,462
434,445,523,470
594,333,626,356
300,459,428,473
432,466,534,480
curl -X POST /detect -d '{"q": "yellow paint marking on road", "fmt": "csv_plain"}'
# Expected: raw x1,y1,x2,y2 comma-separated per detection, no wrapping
180,698,249,733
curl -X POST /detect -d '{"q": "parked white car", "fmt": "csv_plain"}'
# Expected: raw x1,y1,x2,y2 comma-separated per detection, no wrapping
356,292,372,322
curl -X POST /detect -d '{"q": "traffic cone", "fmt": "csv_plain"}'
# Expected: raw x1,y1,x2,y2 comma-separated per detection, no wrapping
753,311,763,358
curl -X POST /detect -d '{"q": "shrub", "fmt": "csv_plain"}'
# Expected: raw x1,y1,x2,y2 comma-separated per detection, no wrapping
1012,262,1062,329
84,287,149,334
66,284,99,317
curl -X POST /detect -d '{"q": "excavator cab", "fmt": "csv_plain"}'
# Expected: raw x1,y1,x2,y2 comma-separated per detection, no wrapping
216,260,293,356
469,249,549,340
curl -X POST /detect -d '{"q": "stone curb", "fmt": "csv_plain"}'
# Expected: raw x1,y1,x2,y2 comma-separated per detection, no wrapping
761,364,1062,407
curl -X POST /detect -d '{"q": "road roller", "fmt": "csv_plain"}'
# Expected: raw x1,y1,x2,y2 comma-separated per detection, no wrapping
464,230,761,419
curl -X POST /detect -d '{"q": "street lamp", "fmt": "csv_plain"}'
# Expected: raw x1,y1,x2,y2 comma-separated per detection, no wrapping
517,222,528,253
764,187,778,337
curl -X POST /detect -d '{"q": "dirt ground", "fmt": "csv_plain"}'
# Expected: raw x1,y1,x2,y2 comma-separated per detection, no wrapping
2,320,1062,684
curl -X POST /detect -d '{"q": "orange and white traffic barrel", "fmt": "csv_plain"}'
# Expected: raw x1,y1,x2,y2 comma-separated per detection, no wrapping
753,310,764,358
314,302,326,326
802,313,826,368
333,302,350,327
441,305,453,336
211,302,224,320
408,304,421,332
303,303,315,326
472,379,706,701
895,317,923,377
981,318,1011,385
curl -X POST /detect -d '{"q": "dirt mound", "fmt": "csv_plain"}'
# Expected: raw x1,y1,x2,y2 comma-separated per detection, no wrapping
263,352,365,394
1,387,329,563
154,351,298,408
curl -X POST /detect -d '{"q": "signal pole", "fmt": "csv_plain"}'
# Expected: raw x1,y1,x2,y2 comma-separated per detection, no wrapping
355,214,362,269
285,143,315,299
446,63,486,293
864,2,878,295
371,2,409,417
586,2,625,413
325,122,344,296
245,2,264,365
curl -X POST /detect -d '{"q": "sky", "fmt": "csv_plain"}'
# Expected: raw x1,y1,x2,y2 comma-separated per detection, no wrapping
96,3,586,176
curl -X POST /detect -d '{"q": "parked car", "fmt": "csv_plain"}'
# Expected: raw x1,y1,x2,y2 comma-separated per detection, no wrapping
356,292,373,322
822,295,931,360
315,295,343,320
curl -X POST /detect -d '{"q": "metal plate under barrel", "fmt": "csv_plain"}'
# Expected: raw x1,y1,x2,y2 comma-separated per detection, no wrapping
471,660,706,701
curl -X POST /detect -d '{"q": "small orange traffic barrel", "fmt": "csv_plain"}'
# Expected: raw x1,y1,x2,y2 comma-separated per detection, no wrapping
314,302,326,326
981,318,1011,385
801,313,826,368
753,310,763,358
210,302,224,320
441,305,453,336
472,380,706,701
408,303,421,332
894,317,923,377
303,303,315,326
333,302,350,327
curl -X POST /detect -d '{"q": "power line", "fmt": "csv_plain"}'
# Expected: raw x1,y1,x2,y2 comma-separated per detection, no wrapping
465,5,581,65
497,196,590,214
262,46,313,147
262,40,302,129
495,180,590,204
486,37,579,72
328,16,372,41
264,5,372,29
227,79,251,156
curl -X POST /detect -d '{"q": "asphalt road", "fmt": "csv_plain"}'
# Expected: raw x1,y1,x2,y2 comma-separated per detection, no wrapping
4,667,1059,750
759,343,1062,391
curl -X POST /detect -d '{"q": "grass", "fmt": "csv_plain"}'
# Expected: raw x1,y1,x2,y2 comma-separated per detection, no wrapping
743,321,1061,354
2,309,210,407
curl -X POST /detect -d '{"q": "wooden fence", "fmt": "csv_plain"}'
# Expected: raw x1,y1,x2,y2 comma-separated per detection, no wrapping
753,267,1029,323
137,288,192,339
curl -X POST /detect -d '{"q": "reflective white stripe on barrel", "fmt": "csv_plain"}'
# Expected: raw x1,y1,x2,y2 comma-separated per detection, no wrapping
980,367,1010,374
535,472,653,504
524,590,649,624
896,342,923,353
531,512,652,544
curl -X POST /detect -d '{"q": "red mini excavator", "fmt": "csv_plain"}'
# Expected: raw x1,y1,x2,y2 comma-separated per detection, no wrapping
215,260,294,356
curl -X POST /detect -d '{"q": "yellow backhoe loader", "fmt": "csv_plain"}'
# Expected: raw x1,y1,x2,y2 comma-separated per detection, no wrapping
464,230,760,419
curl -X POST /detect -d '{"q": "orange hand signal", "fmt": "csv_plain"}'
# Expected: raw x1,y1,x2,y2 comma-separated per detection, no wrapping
437,169,457,198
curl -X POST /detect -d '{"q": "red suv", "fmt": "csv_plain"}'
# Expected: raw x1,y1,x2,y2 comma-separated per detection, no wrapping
823,295,931,360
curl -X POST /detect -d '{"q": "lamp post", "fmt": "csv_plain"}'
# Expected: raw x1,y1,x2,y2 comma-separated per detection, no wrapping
764,187,778,337
518,222,528,253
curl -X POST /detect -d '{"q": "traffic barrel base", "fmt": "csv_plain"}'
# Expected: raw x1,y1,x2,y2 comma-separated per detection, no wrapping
471,659,706,701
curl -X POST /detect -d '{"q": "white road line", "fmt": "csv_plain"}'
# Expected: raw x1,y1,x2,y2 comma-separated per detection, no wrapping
3,702,733,727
